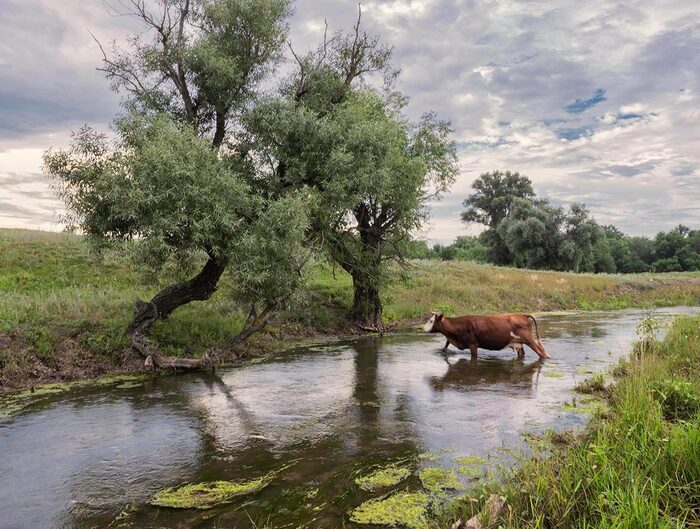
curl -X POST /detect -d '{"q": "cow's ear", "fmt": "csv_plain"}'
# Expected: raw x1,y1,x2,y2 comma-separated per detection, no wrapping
437,314,444,321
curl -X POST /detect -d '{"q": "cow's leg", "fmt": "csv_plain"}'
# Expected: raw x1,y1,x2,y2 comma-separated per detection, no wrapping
469,343,478,356
516,345,525,359
442,340,450,351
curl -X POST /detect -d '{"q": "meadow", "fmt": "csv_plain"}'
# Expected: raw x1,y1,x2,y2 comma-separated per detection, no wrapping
1,228,699,389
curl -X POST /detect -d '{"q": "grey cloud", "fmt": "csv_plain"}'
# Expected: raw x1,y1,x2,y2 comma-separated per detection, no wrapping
0,0,143,142
603,161,658,177
0,199,39,217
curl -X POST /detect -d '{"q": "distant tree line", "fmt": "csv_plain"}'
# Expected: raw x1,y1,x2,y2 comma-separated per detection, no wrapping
409,171,700,273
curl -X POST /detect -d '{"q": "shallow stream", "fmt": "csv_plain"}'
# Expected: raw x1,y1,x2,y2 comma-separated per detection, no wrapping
1,307,698,529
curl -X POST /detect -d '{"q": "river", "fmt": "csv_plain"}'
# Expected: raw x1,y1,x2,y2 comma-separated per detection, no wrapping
1,307,698,529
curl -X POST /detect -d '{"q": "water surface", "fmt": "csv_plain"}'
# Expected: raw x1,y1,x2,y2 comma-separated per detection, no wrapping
1,307,697,529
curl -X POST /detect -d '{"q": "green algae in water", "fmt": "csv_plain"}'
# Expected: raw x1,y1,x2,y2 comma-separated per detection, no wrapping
544,371,564,378
361,401,381,408
350,492,428,529
453,455,486,479
418,467,461,491
453,455,485,466
151,477,269,509
116,381,143,389
0,374,152,418
355,464,412,491
560,395,609,416
417,451,438,462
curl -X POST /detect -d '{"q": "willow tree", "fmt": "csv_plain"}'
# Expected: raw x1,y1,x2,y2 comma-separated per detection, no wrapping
247,11,458,328
44,0,310,365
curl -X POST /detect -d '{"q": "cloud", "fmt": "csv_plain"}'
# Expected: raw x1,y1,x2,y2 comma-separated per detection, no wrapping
0,170,63,230
0,0,142,144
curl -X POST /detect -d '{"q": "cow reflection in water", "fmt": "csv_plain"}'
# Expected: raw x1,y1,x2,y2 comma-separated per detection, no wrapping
429,354,544,392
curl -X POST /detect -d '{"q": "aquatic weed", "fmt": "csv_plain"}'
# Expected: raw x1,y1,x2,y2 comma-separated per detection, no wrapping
355,464,412,491
349,492,429,529
453,456,486,479
418,467,461,492
151,477,270,509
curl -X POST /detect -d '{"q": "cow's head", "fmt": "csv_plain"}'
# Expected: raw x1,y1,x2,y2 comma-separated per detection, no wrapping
423,311,443,332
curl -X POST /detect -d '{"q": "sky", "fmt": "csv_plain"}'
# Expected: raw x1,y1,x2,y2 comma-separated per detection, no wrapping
1,0,699,243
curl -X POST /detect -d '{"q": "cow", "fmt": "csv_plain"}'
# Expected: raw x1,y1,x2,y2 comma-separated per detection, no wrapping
423,312,549,359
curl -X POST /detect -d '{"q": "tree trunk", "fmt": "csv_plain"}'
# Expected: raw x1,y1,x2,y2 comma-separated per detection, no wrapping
350,267,382,329
128,254,227,333
127,255,227,371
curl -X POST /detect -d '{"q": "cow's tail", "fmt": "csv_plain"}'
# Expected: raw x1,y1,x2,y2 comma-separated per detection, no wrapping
527,314,542,345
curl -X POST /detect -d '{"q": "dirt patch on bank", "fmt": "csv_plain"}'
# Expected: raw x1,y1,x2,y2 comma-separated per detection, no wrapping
0,332,145,391
0,322,356,393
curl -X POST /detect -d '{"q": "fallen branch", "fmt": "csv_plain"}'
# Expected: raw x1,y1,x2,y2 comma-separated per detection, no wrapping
129,299,213,371
132,332,213,370
355,323,384,334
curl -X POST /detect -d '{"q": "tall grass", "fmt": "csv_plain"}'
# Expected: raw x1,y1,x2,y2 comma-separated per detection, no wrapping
440,315,700,529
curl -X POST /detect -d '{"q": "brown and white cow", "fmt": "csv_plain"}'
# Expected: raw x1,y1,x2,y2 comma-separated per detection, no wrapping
423,312,549,359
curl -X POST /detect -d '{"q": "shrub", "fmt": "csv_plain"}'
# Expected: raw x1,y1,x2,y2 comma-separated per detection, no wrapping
650,379,700,421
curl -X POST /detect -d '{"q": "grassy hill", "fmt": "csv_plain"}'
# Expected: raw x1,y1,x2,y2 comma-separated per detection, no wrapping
2,228,699,389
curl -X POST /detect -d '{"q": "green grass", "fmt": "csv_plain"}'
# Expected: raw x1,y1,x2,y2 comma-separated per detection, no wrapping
437,315,700,529
1,228,699,389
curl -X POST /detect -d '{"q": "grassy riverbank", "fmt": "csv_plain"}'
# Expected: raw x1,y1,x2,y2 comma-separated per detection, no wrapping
2,228,700,389
443,314,700,528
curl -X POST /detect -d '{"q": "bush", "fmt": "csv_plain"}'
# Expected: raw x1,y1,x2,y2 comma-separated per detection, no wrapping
650,379,700,421
652,257,683,272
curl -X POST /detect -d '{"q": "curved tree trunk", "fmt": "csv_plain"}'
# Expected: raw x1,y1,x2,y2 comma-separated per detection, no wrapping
127,254,227,371
127,255,284,371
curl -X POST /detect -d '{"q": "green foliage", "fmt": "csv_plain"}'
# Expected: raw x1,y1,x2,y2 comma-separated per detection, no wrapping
573,373,607,394
433,236,489,262
494,198,601,272
46,115,252,266
25,328,56,362
402,240,439,259
101,0,291,132
230,191,313,307
461,170,534,228
248,25,459,324
42,1,315,336
461,170,534,264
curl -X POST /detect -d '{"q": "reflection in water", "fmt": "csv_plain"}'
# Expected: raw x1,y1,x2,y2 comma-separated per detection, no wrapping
429,356,544,392
1,307,698,529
